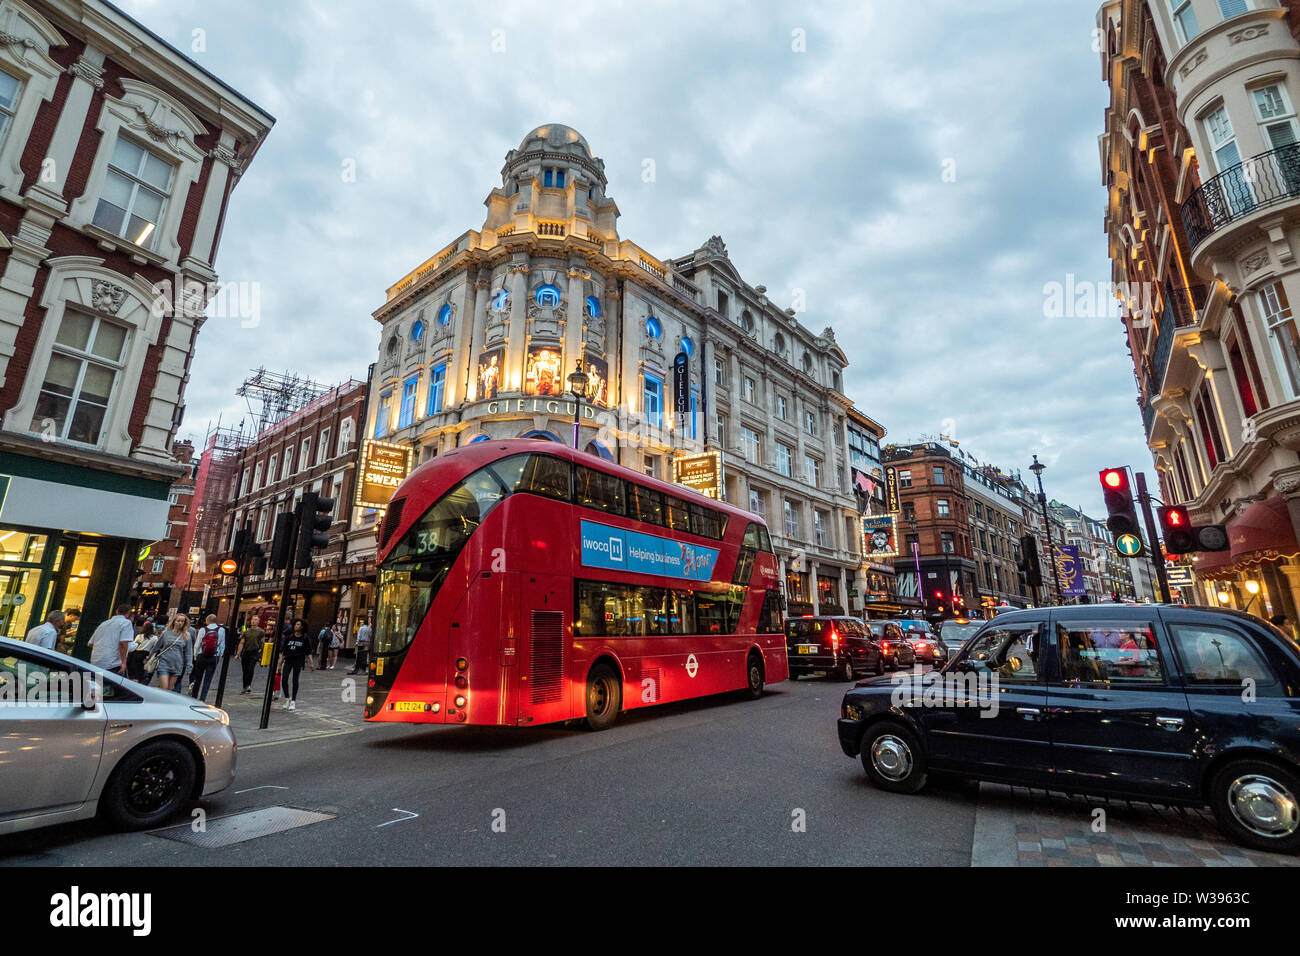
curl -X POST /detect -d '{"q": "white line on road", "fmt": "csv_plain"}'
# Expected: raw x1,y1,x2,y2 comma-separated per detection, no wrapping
234,785,290,794
377,808,419,828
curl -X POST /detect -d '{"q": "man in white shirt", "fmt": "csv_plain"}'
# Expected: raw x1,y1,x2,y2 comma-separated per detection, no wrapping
190,614,226,702
25,610,65,650
88,604,135,675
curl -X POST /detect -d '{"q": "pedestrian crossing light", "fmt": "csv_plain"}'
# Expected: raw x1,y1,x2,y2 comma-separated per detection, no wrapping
1157,504,1228,554
1100,467,1141,538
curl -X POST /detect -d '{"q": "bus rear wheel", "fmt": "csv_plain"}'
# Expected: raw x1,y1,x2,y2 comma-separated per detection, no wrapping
585,664,621,731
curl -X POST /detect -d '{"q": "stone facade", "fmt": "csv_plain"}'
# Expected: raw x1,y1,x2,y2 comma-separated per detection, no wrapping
362,125,865,615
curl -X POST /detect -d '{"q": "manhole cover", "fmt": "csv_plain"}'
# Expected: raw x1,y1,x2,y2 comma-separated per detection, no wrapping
150,806,335,848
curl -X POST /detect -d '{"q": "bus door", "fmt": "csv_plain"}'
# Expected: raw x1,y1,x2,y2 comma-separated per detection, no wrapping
517,573,571,725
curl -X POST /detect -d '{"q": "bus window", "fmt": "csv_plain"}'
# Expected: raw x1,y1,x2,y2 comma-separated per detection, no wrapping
576,465,626,515
518,454,571,501
756,525,773,553
627,483,664,526
671,590,695,635
664,495,691,533
758,589,783,633
695,591,728,634
689,503,724,540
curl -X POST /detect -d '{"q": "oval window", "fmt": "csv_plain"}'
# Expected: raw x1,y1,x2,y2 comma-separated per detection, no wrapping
646,316,662,339
410,320,424,342
438,304,452,325
585,295,601,318
680,336,694,357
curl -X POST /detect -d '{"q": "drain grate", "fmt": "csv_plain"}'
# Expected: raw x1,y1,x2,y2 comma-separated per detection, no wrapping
150,806,335,848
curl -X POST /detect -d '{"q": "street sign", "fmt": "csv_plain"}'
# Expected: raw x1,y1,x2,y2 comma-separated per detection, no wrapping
1166,566,1194,587
1114,533,1144,557
219,559,238,575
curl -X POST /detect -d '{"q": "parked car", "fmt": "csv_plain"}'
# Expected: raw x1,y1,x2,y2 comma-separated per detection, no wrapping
900,625,944,665
870,621,915,670
0,636,236,836
837,605,1300,853
935,618,984,661
787,616,882,680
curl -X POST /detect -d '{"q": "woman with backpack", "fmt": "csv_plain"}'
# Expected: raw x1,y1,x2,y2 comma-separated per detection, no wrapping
150,614,193,693
281,618,315,711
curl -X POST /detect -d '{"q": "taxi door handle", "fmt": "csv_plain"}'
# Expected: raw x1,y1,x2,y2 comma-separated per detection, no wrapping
1016,707,1042,721
1156,716,1184,732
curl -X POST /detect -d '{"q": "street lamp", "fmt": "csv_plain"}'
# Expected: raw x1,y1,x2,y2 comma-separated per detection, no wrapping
1029,455,1064,605
1243,579,1261,615
567,359,589,450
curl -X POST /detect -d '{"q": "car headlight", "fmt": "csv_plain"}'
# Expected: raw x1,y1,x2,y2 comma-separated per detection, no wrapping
842,701,866,721
191,704,230,726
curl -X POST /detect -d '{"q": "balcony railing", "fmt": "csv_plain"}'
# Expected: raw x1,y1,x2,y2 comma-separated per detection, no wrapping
1181,142,1300,248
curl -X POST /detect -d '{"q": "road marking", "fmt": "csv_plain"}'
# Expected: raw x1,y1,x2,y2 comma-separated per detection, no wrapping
238,727,365,750
378,808,418,828
685,654,698,678
234,785,290,794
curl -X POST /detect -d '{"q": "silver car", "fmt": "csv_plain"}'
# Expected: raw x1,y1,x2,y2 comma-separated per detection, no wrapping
0,636,236,836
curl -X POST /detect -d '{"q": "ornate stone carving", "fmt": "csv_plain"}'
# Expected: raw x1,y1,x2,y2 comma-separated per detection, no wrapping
506,264,531,275
66,57,104,90
91,280,127,314
527,298,564,339
1178,48,1208,79
1276,474,1300,495
702,235,727,257
129,105,189,149
207,143,245,174
1241,249,1271,275
822,326,837,342
0,32,36,51
1228,24,1268,45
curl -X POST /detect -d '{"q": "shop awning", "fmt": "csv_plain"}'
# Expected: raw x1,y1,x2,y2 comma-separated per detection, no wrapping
1192,546,1237,581
1228,496,1299,566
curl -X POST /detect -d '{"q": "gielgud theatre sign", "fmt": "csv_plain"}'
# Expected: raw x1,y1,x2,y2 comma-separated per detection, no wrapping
478,398,600,420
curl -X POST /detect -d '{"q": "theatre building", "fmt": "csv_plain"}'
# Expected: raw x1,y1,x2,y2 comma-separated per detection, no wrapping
0,0,271,647
362,124,864,613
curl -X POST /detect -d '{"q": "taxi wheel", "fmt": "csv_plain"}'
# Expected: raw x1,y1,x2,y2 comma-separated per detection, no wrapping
874,655,886,676
1208,759,1300,854
838,657,855,682
743,652,765,700
861,721,927,794
584,663,622,731
100,739,197,831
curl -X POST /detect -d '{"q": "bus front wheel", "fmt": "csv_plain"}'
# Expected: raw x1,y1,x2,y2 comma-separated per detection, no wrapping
585,664,622,731
743,652,765,700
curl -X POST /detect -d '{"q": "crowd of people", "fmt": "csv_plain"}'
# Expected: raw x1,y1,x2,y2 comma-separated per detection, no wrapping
24,605,374,708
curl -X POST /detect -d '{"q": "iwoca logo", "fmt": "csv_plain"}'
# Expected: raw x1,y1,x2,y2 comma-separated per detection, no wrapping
609,537,623,562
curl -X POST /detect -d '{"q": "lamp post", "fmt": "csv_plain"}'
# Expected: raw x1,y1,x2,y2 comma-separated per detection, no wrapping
567,359,589,450
1029,455,1063,605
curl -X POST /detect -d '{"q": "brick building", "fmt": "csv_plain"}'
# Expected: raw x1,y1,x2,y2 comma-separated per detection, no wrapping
205,378,371,640
129,436,195,616
885,442,977,617
0,0,272,648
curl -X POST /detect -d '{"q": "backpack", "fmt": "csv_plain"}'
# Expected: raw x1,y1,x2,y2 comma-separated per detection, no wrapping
199,624,220,658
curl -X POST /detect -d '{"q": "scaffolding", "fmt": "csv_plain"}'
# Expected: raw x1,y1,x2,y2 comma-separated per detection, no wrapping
237,368,330,435
190,421,250,565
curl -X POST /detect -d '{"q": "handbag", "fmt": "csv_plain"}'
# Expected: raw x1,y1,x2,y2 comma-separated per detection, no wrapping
144,635,182,674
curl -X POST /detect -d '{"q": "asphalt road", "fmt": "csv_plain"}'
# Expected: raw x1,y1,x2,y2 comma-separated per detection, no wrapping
0,674,978,866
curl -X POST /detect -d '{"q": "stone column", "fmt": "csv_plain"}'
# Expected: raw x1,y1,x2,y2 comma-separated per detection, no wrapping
811,562,821,615
505,262,530,393
464,275,491,402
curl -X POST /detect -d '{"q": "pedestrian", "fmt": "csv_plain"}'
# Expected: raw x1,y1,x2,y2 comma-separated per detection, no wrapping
25,609,65,650
151,614,193,693
128,622,156,684
236,619,266,694
349,619,372,674
189,614,226,702
317,622,333,671
281,618,315,711
328,623,342,670
87,603,135,676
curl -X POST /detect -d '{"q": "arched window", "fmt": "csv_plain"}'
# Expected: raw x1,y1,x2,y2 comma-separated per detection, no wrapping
410,319,424,342
742,310,754,333
646,316,662,339
680,336,695,357
774,332,786,353
491,288,510,312
535,284,562,307
585,295,601,318
386,335,399,360
802,351,812,372
437,304,452,325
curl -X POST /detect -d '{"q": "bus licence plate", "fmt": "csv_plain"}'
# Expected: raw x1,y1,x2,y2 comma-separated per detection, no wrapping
394,701,425,712
798,645,818,654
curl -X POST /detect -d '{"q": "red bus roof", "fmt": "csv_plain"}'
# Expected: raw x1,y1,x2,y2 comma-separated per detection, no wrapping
402,439,764,524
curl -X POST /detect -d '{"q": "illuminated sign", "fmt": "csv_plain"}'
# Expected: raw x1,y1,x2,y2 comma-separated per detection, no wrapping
356,439,415,510
672,451,722,500
862,514,898,560
219,559,238,575
884,466,900,514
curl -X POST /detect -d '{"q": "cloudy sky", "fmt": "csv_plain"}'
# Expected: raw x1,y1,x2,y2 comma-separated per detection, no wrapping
120,0,1146,518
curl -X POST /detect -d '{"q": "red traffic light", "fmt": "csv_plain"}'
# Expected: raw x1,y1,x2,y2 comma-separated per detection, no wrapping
1101,468,1125,489
1159,505,1190,531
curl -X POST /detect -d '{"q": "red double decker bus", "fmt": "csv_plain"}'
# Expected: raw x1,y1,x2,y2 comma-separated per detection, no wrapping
365,439,786,729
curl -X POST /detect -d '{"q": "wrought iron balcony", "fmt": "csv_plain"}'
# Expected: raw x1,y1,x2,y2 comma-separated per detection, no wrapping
1181,143,1300,248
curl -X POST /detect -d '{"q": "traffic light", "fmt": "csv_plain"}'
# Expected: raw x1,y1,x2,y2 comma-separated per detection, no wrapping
295,492,336,569
269,512,295,570
1018,534,1042,588
248,541,267,576
1100,468,1141,537
1157,505,1230,554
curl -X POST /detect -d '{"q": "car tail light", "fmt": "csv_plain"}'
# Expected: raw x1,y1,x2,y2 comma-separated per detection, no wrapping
455,675,468,689
830,627,839,651
881,641,890,651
